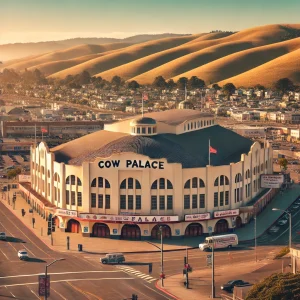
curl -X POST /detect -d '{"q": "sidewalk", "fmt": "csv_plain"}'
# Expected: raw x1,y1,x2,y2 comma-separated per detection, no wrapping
1,184,299,254
235,184,300,242
157,257,291,300
1,190,191,254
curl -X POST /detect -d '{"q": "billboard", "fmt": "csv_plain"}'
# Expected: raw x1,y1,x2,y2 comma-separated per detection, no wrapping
18,175,31,182
260,174,284,188
38,275,50,297
235,128,265,137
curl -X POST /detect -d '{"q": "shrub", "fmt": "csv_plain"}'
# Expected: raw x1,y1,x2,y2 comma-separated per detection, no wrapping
274,247,290,259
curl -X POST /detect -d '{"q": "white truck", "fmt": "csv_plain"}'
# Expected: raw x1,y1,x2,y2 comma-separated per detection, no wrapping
199,234,238,251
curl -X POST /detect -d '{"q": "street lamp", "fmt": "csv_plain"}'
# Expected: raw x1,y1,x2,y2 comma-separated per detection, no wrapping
45,258,65,300
272,208,292,249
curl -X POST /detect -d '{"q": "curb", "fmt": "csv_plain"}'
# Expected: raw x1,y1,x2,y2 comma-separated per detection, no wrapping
83,247,198,255
155,280,180,300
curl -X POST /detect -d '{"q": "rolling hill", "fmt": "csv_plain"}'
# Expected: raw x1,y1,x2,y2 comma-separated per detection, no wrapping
0,33,187,61
2,24,300,87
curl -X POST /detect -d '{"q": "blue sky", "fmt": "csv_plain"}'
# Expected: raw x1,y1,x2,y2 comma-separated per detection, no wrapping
1,0,300,43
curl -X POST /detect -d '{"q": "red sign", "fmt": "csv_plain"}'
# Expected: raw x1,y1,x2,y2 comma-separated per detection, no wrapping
38,275,50,297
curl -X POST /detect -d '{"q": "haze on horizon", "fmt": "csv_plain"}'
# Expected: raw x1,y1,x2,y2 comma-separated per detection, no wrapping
1,0,300,44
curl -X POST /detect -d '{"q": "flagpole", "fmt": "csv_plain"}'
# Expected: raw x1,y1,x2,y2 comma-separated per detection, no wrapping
142,92,144,117
209,139,211,166
34,124,37,145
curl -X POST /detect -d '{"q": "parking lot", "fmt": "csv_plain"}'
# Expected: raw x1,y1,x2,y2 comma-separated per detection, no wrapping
0,153,30,177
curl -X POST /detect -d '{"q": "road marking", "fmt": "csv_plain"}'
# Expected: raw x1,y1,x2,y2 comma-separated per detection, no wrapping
5,286,16,298
0,278,134,288
148,278,157,282
29,286,40,299
0,270,120,279
0,247,9,260
51,287,68,300
143,276,154,280
142,282,172,299
66,282,90,300
0,206,51,258
139,275,150,278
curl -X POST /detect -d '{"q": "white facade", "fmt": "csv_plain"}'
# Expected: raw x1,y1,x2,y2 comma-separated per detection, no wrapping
29,110,273,239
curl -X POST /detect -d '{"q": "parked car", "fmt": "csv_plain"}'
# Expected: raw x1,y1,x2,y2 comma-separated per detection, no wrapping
100,253,125,264
291,146,296,151
291,205,299,210
221,280,250,292
277,219,288,226
268,226,280,233
18,250,28,260
0,232,6,241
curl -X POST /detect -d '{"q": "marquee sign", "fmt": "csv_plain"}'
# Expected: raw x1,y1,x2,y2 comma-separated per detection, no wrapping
98,159,164,169
78,214,179,223
185,213,211,221
260,174,284,188
55,209,77,217
214,209,239,218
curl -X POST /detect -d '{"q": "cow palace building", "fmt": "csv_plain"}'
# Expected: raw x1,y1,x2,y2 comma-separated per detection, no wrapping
27,108,274,240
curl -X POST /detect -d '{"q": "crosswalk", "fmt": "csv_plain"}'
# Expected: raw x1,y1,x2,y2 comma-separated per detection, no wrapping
116,266,157,283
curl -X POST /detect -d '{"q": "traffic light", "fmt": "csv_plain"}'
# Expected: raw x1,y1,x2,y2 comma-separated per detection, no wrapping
132,294,138,300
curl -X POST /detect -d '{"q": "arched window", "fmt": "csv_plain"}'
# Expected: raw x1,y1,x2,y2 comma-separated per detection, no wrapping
235,173,242,183
66,176,70,184
54,173,60,183
184,179,190,189
191,122,193,130
120,179,126,189
201,120,203,127
265,160,268,169
253,167,256,175
214,175,229,186
214,177,219,186
151,180,157,189
77,178,82,186
167,180,173,189
91,177,110,188
188,124,190,130
245,169,250,179
198,121,200,128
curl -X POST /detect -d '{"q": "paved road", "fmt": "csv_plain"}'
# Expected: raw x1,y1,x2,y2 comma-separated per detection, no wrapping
0,201,174,300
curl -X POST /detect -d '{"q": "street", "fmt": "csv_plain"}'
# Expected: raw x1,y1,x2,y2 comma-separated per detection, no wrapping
0,201,174,300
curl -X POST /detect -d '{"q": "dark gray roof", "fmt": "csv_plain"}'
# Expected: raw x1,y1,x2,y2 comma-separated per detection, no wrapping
131,117,157,125
54,125,254,168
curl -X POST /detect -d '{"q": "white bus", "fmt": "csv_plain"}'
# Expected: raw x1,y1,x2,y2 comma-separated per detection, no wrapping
199,234,238,251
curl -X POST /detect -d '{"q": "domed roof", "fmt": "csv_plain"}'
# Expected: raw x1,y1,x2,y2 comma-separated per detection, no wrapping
131,117,157,126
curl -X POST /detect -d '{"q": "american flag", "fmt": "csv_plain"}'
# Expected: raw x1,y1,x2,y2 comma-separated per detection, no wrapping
41,128,48,133
142,93,149,101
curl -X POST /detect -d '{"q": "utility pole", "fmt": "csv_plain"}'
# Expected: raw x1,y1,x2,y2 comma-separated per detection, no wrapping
211,241,215,298
160,226,164,287
254,208,257,262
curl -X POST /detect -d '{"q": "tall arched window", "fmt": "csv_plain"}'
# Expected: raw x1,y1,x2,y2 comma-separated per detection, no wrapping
183,177,206,210
53,172,61,203
213,175,230,208
245,169,250,179
150,178,173,211
65,175,82,207
90,177,111,211
119,178,142,211
235,173,242,183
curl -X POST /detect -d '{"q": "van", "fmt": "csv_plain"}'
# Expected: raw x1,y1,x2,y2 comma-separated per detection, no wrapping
199,234,238,251
100,253,125,264
0,232,6,241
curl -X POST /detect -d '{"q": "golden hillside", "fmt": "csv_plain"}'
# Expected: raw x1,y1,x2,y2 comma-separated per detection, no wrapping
48,34,201,79
218,48,300,88
2,43,133,72
171,37,300,85
96,32,233,81
131,24,300,84
2,24,300,87
27,49,122,76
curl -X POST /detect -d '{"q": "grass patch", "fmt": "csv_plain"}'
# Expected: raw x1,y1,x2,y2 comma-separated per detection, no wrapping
274,246,290,259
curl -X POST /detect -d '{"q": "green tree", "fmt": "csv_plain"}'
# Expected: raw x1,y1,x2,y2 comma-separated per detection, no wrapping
274,78,294,94
278,158,288,170
7,168,21,179
246,272,300,300
222,82,236,100
254,84,265,90
77,71,91,85
152,76,167,88
127,80,140,89
111,75,122,88
212,83,221,90
167,79,177,89
177,77,188,89
188,76,205,89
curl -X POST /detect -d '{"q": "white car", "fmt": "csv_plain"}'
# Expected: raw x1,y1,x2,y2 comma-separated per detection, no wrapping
18,250,28,260
269,226,279,233
292,205,299,210
277,219,288,226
